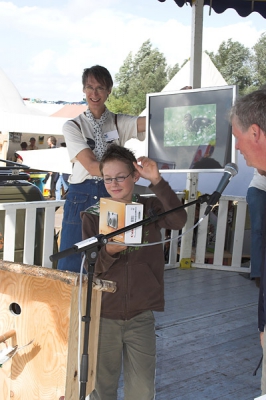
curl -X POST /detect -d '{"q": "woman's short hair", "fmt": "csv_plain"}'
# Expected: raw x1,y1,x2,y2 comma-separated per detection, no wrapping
82,65,113,91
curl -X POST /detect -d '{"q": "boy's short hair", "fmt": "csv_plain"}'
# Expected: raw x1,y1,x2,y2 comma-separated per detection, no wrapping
99,144,136,175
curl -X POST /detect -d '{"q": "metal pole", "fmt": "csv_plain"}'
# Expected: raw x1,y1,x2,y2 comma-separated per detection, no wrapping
190,0,204,88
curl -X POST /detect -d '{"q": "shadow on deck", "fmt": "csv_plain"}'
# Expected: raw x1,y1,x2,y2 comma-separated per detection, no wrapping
119,268,262,400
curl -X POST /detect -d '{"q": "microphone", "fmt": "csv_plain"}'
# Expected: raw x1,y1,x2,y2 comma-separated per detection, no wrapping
204,163,238,216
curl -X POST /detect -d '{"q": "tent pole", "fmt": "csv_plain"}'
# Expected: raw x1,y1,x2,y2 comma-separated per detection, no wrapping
190,0,204,89
188,0,204,241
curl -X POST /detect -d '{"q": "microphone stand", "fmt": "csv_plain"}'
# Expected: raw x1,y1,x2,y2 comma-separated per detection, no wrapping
50,193,210,399
79,244,99,400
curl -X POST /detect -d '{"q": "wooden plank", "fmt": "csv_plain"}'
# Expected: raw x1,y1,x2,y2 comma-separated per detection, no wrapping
0,269,72,399
0,261,80,285
0,262,102,399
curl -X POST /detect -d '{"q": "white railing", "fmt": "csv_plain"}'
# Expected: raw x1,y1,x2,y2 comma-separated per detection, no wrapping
166,195,251,273
0,195,251,273
0,200,64,268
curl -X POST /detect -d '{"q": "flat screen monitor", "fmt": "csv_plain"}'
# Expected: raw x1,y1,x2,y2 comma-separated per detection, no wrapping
146,85,237,172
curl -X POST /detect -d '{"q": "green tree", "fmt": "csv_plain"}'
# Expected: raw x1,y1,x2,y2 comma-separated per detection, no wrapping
252,32,266,88
207,39,252,94
110,39,168,115
106,88,132,114
129,40,168,114
114,52,133,98
167,62,180,81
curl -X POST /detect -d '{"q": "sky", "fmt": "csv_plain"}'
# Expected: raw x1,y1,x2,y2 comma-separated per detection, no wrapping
0,0,265,102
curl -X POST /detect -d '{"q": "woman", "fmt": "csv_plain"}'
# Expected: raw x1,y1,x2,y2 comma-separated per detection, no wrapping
57,65,146,272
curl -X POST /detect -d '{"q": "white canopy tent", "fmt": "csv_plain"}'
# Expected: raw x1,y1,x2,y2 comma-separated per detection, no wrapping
0,67,68,135
0,67,68,159
162,51,227,93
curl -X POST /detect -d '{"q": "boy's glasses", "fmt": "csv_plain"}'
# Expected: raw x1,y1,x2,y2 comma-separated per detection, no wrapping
103,172,132,184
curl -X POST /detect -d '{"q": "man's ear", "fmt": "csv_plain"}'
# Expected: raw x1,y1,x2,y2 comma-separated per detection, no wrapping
250,124,261,141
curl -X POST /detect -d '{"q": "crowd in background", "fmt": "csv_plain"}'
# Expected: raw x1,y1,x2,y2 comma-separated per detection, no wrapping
14,136,69,200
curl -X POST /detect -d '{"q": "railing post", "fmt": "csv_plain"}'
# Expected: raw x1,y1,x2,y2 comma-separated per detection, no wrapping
3,208,16,261
179,172,198,268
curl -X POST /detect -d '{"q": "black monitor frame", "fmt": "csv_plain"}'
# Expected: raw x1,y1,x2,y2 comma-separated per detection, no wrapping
146,85,237,173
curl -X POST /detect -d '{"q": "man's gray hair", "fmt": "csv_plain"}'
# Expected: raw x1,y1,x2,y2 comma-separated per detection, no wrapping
230,89,266,133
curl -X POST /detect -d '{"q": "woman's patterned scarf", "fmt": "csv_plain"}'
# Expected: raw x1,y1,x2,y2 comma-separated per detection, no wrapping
85,107,109,160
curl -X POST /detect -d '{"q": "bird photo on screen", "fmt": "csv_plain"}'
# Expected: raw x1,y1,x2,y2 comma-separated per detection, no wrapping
184,113,213,135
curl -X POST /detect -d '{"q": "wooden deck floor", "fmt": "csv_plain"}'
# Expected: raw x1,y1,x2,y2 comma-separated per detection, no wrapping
117,267,262,400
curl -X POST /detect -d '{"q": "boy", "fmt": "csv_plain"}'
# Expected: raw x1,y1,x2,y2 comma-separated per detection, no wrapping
81,144,187,400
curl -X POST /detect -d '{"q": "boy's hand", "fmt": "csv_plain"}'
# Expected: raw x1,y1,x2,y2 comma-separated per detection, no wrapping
134,157,161,186
106,240,127,255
